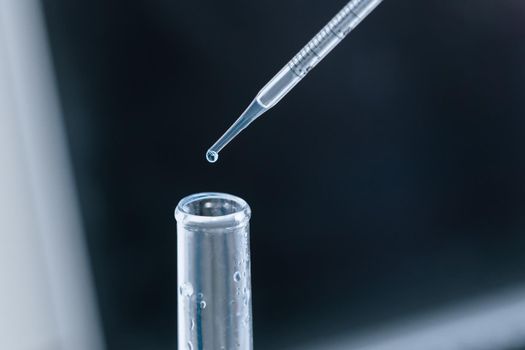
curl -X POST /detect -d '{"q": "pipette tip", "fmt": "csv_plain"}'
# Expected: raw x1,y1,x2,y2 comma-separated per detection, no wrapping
206,150,219,163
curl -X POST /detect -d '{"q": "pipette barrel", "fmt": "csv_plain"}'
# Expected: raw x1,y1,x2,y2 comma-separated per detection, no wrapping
207,0,384,161
258,0,383,108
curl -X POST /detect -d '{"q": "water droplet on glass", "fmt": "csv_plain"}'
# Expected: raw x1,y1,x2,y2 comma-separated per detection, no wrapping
233,271,241,282
187,341,193,350
179,282,194,297
197,293,204,300
190,319,195,330
206,150,218,163
200,301,207,309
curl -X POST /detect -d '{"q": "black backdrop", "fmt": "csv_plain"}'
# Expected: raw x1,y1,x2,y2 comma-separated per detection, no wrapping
42,0,525,349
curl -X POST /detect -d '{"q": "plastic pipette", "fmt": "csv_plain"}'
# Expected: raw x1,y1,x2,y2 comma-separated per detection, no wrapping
206,0,384,163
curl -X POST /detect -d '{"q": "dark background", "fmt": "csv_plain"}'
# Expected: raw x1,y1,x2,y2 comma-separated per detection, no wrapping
41,0,525,349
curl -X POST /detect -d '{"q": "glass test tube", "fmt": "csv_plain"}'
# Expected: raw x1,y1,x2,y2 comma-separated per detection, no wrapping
175,193,253,350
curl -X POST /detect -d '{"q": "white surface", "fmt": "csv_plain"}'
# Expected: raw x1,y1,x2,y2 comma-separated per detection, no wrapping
292,286,525,350
0,0,104,349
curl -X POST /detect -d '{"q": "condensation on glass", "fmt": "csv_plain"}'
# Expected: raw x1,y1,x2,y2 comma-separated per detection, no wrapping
175,193,253,350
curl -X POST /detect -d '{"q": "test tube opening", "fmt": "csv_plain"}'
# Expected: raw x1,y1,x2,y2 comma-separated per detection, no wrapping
176,193,251,229
179,192,247,217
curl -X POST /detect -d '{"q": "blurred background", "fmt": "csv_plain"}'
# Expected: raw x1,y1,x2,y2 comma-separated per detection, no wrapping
1,0,525,349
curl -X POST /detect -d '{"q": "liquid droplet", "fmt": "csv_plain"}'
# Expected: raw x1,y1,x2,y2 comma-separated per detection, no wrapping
190,319,195,330
197,293,204,300
233,271,241,282
200,300,207,309
179,282,194,297
206,150,218,163
187,341,193,350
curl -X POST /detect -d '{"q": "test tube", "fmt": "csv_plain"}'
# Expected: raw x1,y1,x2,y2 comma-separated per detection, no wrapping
175,193,253,350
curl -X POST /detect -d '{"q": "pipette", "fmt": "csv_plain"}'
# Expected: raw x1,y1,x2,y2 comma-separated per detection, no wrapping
206,0,384,163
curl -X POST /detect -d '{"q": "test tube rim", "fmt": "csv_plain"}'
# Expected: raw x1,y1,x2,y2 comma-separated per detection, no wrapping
175,192,251,229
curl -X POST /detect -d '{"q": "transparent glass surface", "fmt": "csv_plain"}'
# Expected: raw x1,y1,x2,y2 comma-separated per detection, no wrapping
206,0,384,161
175,193,253,350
